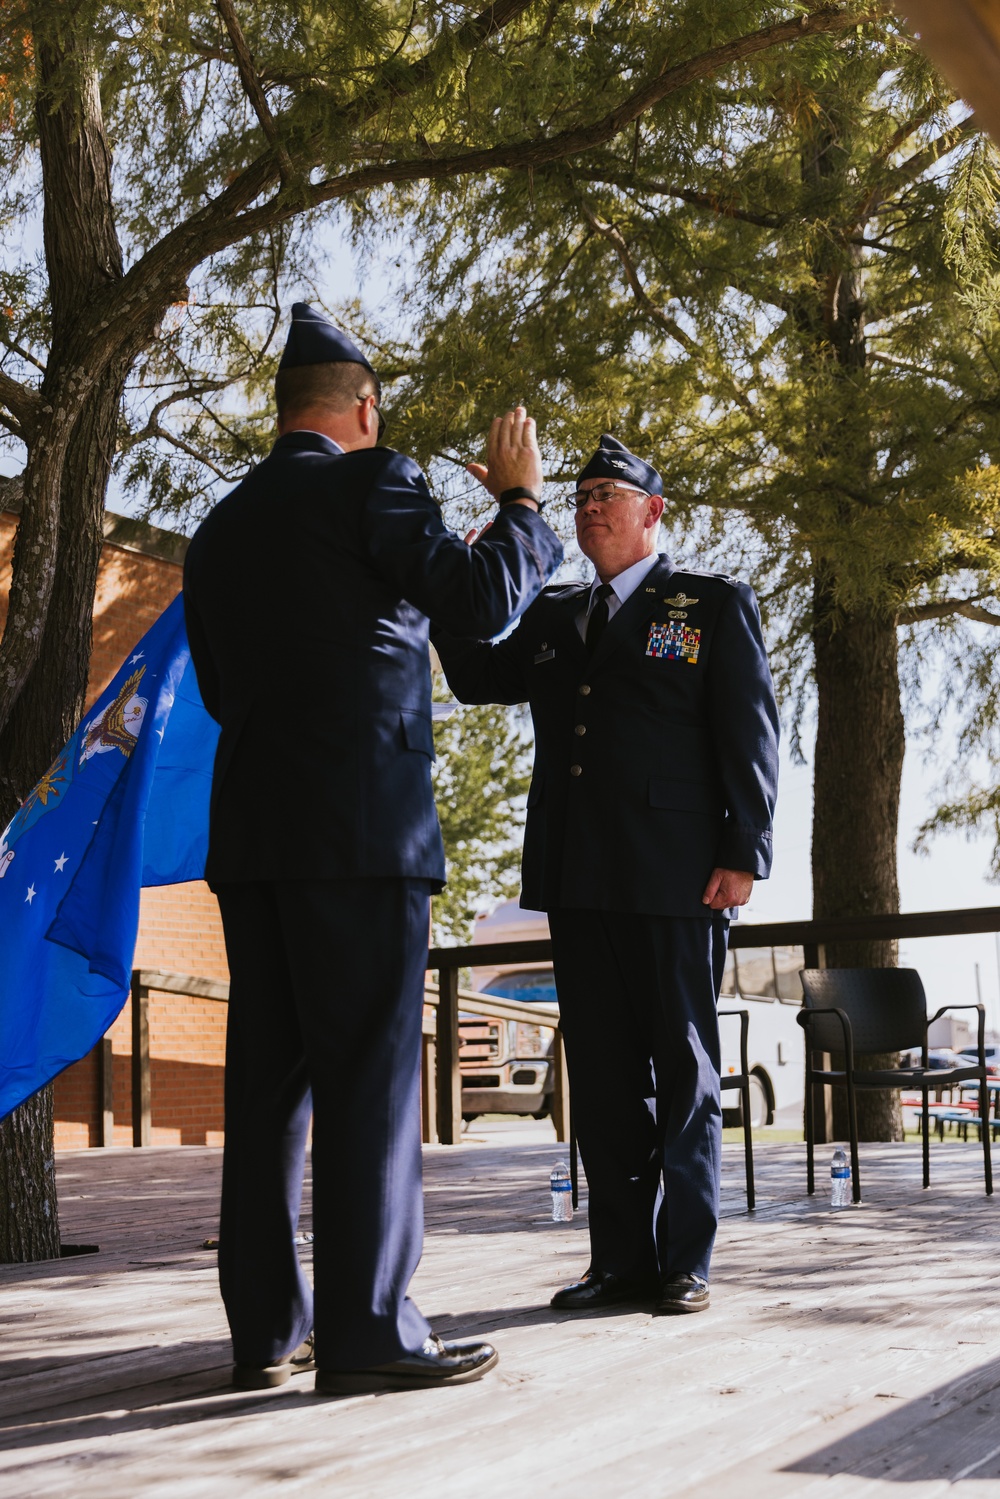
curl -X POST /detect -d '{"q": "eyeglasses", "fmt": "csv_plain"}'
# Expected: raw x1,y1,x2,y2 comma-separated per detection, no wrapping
571,481,649,509
359,394,386,442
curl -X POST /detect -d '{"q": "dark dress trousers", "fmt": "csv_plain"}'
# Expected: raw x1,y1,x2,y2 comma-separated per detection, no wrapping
183,431,562,1369
434,554,779,1282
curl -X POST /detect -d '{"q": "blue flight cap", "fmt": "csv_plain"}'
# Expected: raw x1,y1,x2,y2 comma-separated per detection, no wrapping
278,302,378,380
576,434,662,496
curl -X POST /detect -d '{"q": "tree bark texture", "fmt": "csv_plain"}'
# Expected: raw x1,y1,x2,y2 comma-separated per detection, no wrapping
0,1086,61,1261
0,374,127,826
0,22,124,738
799,97,906,1143
0,16,127,1263
812,596,906,1141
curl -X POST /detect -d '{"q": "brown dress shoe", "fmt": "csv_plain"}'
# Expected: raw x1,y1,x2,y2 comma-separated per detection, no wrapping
654,1273,710,1314
233,1334,316,1389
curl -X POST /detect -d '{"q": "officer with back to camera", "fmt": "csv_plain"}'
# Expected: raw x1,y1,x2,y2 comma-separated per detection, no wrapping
183,304,563,1393
433,435,779,1316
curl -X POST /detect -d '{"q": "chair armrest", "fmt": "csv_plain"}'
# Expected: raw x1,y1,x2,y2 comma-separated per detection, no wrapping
718,1008,750,1076
797,1005,856,1072
926,1002,986,1058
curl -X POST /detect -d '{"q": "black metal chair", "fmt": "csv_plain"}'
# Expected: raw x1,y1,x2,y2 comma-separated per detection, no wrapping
718,1007,755,1210
798,968,992,1203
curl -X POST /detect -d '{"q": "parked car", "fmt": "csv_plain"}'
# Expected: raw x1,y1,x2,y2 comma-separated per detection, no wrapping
958,1044,1000,1075
899,1047,981,1070
461,904,558,1121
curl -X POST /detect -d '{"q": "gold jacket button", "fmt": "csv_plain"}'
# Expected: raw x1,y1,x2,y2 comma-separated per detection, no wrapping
574,724,586,736
578,684,591,696
570,764,583,776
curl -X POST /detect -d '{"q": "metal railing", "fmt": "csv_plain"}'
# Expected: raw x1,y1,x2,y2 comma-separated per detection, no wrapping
120,906,1000,1148
428,905,1000,1145
123,967,566,1148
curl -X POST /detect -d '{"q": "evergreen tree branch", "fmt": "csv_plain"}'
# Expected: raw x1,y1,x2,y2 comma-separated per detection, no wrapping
576,198,699,351
214,0,295,183
892,114,979,189
851,113,978,230
576,196,757,414
573,165,785,227
899,597,1000,626
135,419,245,483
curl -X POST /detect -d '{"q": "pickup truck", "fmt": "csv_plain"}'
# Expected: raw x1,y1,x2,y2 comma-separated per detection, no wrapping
461,902,557,1120
461,901,807,1128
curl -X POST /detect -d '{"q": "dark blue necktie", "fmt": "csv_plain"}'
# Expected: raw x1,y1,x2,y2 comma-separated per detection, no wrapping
586,583,614,653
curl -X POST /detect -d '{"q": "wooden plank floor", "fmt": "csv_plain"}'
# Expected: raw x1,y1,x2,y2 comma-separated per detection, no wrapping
1,1132,999,1498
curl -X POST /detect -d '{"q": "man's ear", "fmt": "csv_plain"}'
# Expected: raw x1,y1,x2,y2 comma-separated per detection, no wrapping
646,494,665,528
360,394,379,439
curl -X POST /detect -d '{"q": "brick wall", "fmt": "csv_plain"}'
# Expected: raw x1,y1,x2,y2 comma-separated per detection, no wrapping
0,506,231,1149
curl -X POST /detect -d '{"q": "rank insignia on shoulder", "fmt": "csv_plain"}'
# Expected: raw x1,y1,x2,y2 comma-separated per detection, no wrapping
662,592,699,608
646,621,702,664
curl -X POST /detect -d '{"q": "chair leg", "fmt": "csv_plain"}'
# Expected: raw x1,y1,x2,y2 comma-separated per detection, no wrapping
740,1077,755,1212
921,1086,930,1190
846,1073,861,1204
805,1065,815,1196
980,1069,993,1196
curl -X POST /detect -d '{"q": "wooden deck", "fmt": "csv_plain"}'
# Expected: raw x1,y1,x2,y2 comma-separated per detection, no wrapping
1,1131,999,1498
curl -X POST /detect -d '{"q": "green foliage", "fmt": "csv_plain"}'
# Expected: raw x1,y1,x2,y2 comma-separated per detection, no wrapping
1,1,878,522
430,691,531,945
369,17,1000,853
11,0,996,908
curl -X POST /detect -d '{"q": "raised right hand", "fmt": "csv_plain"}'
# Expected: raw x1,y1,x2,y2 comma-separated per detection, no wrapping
466,406,543,504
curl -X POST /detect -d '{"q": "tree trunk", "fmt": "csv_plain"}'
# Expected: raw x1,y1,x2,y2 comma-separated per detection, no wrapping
0,12,128,1263
0,1087,60,1261
0,376,126,824
812,590,906,1141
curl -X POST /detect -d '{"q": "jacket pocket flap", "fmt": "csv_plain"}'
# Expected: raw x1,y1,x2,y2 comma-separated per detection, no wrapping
400,709,435,759
648,778,721,814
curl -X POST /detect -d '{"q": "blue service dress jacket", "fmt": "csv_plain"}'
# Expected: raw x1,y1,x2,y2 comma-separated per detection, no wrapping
183,432,563,889
433,554,779,919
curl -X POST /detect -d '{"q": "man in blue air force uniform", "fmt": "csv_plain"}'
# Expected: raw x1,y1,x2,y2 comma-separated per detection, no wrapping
434,436,779,1314
183,304,562,1392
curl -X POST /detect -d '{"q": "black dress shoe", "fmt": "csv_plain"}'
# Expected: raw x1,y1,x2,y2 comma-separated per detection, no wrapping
654,1273,710,1315
233,1334,316,1389
314,1333,498,1394
550,1269,657,1311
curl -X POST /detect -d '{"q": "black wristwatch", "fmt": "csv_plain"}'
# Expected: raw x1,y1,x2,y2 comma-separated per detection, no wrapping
498,486,544,511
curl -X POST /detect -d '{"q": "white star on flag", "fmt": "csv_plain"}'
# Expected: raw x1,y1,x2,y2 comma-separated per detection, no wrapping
54,853,68,872
130,651,145,665
25,885,36,905
156,727,165,741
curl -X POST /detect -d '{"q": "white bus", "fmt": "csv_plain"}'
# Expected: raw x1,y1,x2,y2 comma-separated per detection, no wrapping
719,943,805,1128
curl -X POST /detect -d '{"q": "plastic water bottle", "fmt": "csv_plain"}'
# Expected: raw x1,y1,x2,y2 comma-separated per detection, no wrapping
830,1147,851,1207
550,1160,573,1222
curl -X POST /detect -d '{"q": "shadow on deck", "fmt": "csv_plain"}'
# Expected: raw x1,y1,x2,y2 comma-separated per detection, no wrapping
0,1136,998,1498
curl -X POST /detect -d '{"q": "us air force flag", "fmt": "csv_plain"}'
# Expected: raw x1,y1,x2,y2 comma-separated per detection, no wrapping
0,594,219,1120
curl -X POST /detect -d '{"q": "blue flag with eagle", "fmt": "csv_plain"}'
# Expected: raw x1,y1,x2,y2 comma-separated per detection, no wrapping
0,594,220,1120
